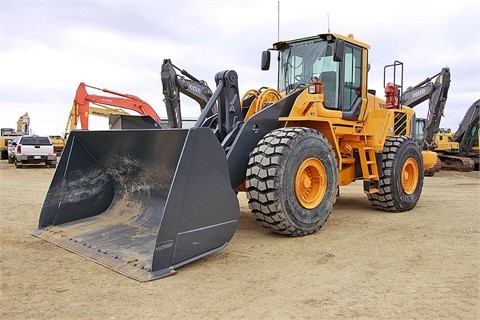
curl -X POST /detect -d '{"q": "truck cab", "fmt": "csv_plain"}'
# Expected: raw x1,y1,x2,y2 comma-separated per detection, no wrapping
14,135,57,168
7,136,21,164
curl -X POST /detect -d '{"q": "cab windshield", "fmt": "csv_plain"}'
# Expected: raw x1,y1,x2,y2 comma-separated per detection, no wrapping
278,39,338,94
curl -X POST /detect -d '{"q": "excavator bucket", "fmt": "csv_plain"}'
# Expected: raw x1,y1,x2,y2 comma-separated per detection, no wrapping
32,128,239,281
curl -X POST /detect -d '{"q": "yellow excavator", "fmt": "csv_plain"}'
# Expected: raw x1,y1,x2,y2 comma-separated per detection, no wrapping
1,113,29,160
434,99,479,171
65,104,130,136
400,66,451,176
414,99,479,173
59,104,131,155
34,33,439,281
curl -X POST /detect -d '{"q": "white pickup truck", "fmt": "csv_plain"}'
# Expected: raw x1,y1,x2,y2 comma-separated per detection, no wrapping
13,135,57,168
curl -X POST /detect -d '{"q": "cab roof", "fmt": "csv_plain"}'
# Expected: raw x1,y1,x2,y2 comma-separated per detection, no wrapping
273,32,370,50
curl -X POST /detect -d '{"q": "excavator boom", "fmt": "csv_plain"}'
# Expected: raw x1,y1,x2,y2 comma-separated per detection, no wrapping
402,67,451,150
439,99,480,171
453,99,479,153
161,59,214,128
72,82,161,130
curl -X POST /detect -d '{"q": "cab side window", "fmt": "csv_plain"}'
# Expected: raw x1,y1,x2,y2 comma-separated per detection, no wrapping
342,45,362,112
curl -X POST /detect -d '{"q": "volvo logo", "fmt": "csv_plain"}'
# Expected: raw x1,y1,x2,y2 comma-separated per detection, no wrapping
188,85,201,94
412,88,426,98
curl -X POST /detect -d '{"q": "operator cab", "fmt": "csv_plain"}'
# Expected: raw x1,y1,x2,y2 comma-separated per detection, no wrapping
262,33,367,120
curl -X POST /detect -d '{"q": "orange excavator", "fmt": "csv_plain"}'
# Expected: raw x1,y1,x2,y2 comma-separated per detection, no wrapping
67,82,162,135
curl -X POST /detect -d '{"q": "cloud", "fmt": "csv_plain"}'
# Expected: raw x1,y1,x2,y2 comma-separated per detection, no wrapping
0,0,479,136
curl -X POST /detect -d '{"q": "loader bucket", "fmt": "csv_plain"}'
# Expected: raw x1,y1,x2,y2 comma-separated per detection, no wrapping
33,127,239,281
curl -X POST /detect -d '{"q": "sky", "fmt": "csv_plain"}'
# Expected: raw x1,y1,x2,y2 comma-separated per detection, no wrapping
1,0,479,136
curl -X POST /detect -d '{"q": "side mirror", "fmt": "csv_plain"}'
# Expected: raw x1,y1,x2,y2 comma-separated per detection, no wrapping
334,40,344,62
261,51,271,70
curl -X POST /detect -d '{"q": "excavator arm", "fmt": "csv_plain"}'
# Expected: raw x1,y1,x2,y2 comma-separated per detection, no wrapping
161,59,214,128
434,100,479,172
401,67,451,150
16,113,30,134
73,82,161,130
453,99,479,153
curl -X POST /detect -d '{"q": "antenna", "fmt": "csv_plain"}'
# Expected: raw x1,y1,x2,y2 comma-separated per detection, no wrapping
327,13,330,32
277,1,280,41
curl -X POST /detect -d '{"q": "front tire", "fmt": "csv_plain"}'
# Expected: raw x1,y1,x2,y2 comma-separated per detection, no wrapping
368,136,424,212
246,127,338,236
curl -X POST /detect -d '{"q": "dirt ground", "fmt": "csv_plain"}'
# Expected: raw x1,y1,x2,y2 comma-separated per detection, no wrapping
0,160,479,320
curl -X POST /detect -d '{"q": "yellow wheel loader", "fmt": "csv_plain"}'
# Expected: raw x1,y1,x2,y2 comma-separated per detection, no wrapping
33,33,438,281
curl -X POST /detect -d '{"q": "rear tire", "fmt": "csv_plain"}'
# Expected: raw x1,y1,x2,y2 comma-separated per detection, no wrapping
368,136,424,212
246,127,338,236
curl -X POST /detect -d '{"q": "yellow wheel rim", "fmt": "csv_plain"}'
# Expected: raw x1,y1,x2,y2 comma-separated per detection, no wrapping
401,158,419,195
295,158,327,209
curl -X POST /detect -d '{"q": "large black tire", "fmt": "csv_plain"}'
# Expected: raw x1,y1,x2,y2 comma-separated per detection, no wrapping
246,127,338,236
368,136,424,212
